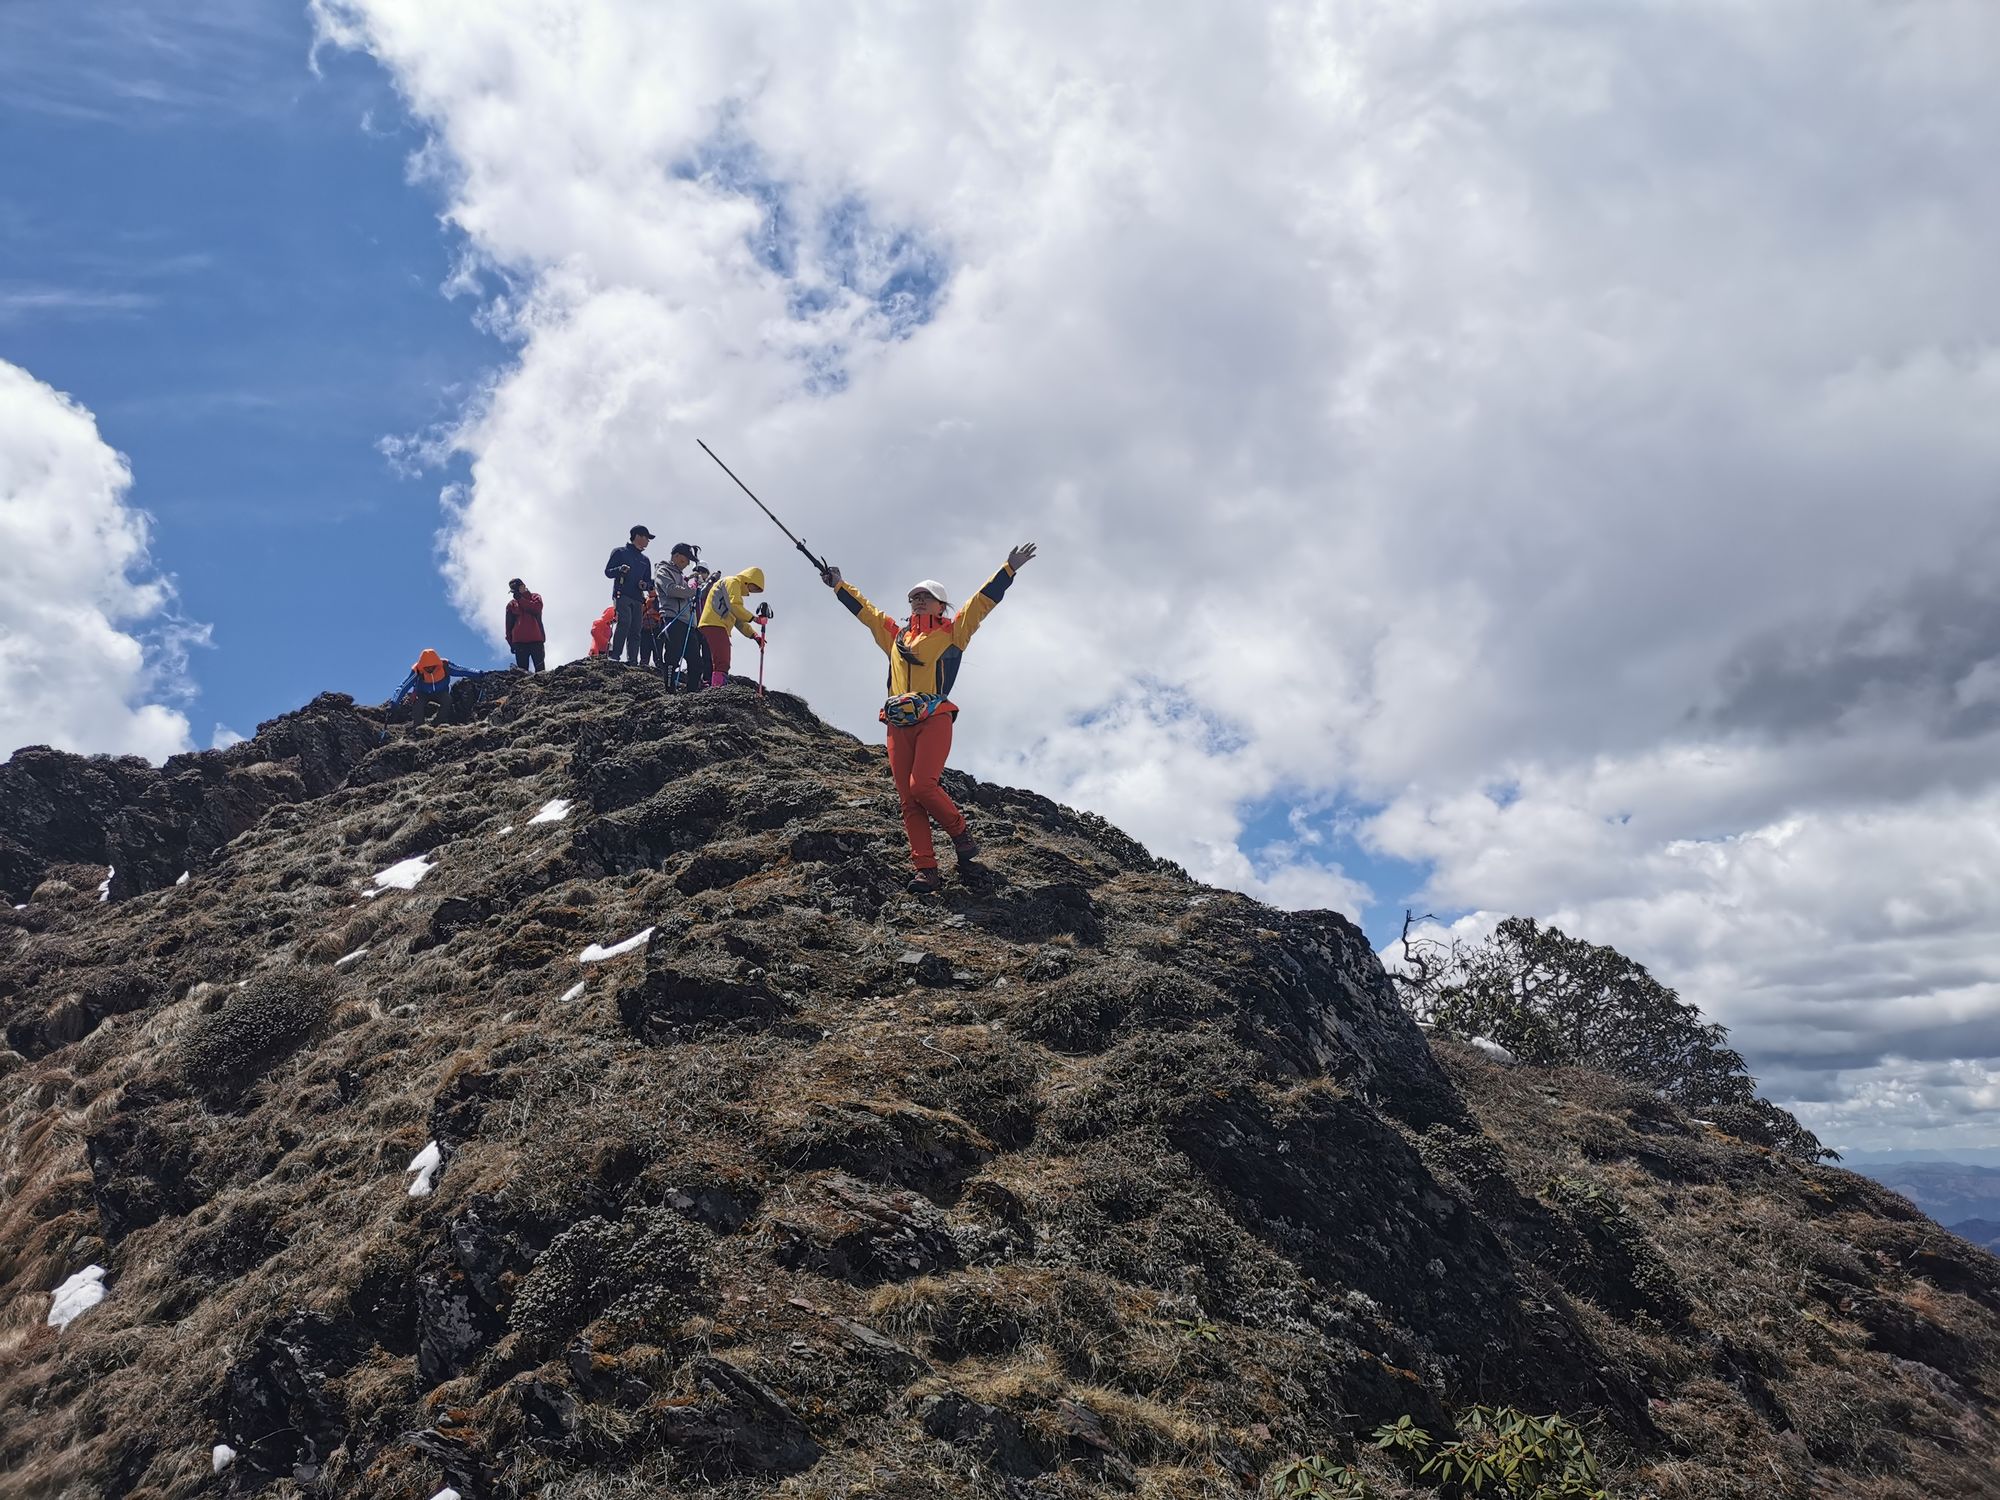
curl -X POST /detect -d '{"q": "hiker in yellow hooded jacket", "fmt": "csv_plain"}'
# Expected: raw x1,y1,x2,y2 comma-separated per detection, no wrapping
697,565,767,687
820,542,1038,892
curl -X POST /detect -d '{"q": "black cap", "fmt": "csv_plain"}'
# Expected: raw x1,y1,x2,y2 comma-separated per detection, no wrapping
507,577,524,590
670,541,700,560
630,525,655,540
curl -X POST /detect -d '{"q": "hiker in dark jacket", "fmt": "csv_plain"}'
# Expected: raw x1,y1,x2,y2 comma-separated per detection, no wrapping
682,565,715,687
603,525,655,664
504,579,546,671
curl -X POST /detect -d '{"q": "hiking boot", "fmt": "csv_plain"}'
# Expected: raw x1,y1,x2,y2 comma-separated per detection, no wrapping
908,868,945,895
950,832,980,867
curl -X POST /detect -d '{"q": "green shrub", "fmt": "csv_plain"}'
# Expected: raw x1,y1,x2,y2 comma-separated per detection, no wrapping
178,969,335,1099
1271,1406,1610,1499
1394,915,1830,1162
1269,1454,1378,1497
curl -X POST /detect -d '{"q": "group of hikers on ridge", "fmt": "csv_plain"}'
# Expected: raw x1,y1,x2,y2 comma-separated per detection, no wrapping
586,527,773,688
387,513,1040,892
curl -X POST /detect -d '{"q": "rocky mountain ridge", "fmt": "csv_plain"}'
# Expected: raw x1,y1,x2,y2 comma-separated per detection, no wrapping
1,663,1997,1499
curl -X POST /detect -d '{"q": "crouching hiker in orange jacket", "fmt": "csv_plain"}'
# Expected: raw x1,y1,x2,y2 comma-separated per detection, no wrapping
820,542,1037,893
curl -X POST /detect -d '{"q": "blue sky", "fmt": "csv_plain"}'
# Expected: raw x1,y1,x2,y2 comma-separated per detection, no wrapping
1,4,491,739
0,6,1419,935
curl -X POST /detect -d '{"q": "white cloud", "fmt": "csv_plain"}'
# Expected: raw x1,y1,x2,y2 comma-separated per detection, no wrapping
211,723,247,749
313,1,2000,1149
0,359,196,760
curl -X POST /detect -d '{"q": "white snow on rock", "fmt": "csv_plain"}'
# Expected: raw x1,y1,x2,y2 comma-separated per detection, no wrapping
405,1141,443,1198
97,866,114,902
429,1489,462,1500
528,797,572,825
1468,1036,1517,1064
334,947,369,968
369,855,436,894
176,871,190,886
211,1445,236,1474
579,927,654,963
559,982,586,1003
48,1265,107,1329
496,824,514,836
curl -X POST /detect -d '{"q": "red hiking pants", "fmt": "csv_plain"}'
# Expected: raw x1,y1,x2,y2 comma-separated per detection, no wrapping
699,625,732,685
886,715,966,869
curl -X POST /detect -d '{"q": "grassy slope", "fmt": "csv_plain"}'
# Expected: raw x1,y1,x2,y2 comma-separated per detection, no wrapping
0,663,1995,1500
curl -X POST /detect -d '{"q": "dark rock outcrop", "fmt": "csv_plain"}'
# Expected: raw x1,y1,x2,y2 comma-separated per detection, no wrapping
0,693,382,903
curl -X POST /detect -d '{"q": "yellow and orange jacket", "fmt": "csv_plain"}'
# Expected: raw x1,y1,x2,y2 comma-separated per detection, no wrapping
835,564,1016,717
699,567,766,639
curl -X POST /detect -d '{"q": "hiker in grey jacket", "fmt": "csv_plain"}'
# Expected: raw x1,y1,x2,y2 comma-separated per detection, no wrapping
655,541,701,689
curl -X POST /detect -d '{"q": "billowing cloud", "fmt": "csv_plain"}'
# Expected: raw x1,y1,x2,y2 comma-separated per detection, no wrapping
0,359,196,760
313,0,2000,1148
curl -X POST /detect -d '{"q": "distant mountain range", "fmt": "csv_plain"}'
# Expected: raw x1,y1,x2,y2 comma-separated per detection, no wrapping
1842,1146,2000,1169
1955,1218,2000,1252
1849,1159,2000,1242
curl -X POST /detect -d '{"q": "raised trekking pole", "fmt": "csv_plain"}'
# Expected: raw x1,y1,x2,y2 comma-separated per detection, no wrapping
696,440,830,576
754,602,773,697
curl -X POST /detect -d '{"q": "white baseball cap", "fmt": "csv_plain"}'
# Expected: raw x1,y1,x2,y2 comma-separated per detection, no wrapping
908,579,950,606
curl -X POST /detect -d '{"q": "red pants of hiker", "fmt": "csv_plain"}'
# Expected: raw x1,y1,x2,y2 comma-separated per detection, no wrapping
887,715,966,869
700,625,732,686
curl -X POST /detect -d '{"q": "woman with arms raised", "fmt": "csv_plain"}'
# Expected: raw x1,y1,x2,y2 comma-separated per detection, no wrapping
820,542,1038,893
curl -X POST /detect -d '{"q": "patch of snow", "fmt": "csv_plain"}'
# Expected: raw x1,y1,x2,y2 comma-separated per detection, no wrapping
579,927,654,963
48,1265,107,1329
1468,1036,1517,1064
429,1489,462,1500
405,1141,443,1198
211,1445,236,1474
559,982,586,1003
11,904,23,910
334,947,369,968
527,797,572,825
97,866,114,902
496,824,514,836
176,871,190,886
368,854,436,893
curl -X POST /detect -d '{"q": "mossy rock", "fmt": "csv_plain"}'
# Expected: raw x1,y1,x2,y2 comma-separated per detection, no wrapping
177,969,335,1101
511,1206,707,1349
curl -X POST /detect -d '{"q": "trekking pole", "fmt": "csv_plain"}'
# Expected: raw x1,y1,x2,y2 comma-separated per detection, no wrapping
754,602,773,697
696,440,830,576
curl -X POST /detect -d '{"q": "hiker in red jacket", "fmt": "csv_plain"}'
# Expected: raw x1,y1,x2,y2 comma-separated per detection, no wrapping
505,578,546,671
588,606,616,658
639,586,665,669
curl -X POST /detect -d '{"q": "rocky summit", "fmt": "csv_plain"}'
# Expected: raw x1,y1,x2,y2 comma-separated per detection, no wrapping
2,662,1997,1500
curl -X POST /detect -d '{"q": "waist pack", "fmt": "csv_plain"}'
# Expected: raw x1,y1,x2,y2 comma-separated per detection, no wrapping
882,692,946,727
